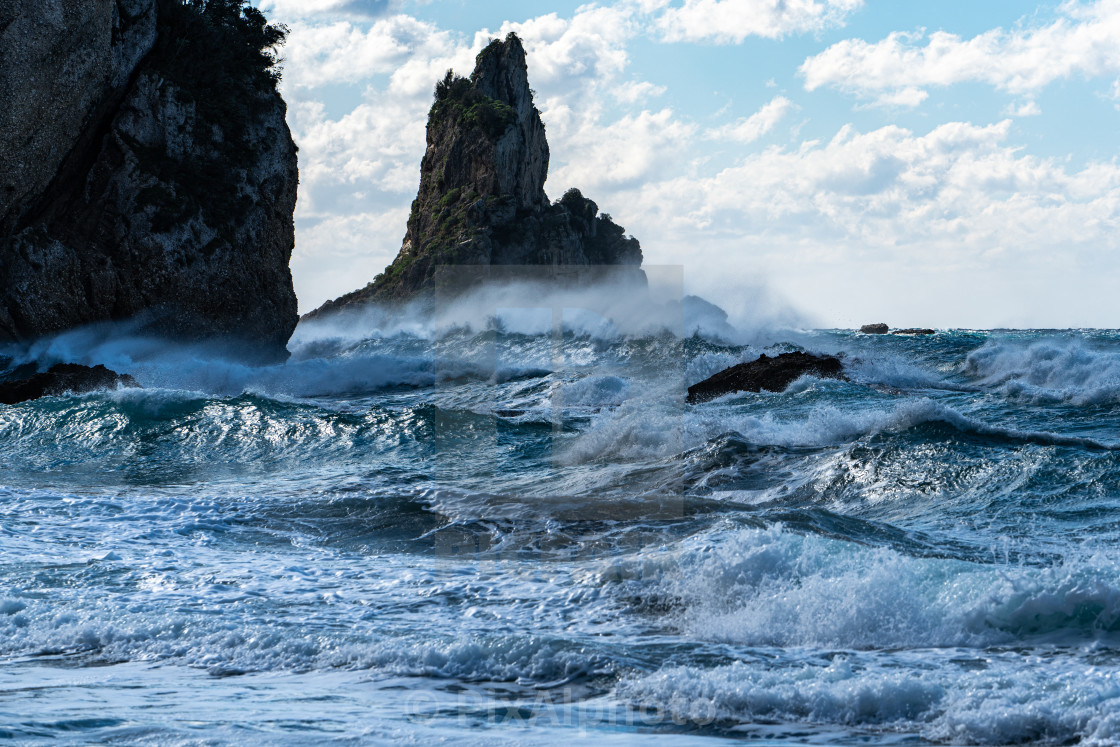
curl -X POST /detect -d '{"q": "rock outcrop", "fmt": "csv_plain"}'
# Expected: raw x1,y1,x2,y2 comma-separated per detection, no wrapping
860,323,889,334
308,33,643,317
894,328,936,336
0,0,298,361
0,363,140,405
687,352,846,404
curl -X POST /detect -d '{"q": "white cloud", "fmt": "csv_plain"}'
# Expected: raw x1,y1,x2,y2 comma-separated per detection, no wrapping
708,96,795,143
551,108,699,193
615,80,668,103
610,117,1120,327
481,6,636,94
657,0,864,43
291,210,409,310
1004,99,1042,117
801,0,1120,106
623,118,1120,264
279,16,472,90
869,86,929,108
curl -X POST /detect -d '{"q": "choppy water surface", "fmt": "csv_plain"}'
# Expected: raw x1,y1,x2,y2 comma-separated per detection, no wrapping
2,304,1120,744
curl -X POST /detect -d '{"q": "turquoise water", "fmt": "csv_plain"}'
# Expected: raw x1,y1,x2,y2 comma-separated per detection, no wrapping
2,310,1120,744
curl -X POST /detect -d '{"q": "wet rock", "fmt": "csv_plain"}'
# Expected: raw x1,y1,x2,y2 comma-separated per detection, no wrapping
0,364,140,405
687,352,845,404
860,323,889,334
894,328,936,336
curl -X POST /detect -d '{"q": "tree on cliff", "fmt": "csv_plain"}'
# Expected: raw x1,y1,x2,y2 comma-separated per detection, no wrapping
154,0,287,95
146,0,291,228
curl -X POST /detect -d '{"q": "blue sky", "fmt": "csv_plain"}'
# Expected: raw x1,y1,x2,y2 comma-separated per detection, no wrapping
254,0,1120,328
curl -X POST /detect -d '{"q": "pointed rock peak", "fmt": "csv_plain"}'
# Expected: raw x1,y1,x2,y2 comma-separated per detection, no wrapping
303,31,643,316
471,33,531,107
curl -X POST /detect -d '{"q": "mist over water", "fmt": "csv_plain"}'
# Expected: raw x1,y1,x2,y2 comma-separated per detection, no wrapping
2,283,1120,744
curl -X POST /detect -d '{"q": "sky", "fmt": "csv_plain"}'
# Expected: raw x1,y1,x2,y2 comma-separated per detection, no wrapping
254,0,1120,329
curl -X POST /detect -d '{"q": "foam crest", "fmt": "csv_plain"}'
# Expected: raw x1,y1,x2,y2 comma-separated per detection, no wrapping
619,654,1120,744
561,394,1113,466
559,375,630,408
846,353,969,392
965,338,1120,405
605,525,1120,649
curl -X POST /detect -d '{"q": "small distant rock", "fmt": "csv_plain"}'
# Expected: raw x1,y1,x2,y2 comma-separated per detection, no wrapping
894,328,936,336
0,364,140,405
687,352,845,404
860,323,889,334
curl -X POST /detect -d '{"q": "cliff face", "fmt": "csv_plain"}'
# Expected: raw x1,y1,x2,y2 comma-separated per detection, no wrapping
0,0,298,360
309,33,643,316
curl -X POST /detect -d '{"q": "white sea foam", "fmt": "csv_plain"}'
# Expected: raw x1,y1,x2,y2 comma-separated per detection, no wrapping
619,654,1120,744
965,338,1120,405
558,375,630,408
561,394,1113,466
603,525,1120,649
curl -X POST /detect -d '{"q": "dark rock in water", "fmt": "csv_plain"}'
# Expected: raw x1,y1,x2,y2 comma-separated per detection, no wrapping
894,328,936,336
0,364,140,405
0,1,298,361
687,352,845,404
860,323,889,334
306,33,643,318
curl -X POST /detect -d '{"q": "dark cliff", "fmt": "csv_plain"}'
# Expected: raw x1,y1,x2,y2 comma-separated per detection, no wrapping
0,0,299,360
308,33,643,317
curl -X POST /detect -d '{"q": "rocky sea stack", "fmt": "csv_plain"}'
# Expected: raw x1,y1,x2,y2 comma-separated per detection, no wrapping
0,0,299,361
308,33,644,317
687,352,846,404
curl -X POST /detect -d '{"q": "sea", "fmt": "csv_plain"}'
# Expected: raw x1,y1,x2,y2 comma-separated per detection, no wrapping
2,282,1120,745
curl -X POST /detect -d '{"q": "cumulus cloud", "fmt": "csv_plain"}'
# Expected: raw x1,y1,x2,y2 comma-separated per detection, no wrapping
624,119,1120,262
290,209,410,311
1004,99,1042,117
551,109,699,193
480,6,637,94
614,80,668,103
708,96,796,143
279,16,473,90
800,0,1120,106
657,0,864,43
613,117,1120,327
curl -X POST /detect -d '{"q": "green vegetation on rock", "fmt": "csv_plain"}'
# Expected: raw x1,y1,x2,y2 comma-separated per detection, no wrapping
432,69,516,138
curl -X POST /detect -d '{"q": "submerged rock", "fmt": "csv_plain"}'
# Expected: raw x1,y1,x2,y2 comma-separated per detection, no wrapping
307,33,643,318
894,328,936,336
687,352,845,404
860,323,889,334
0,364,140,405
0,1,298,361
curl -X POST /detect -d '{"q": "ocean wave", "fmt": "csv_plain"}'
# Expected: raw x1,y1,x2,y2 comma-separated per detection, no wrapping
560,395,1114,466
965,338,1120,405
601,525,1120,649
618,654,1120,745
558,375,630,408
846,353,971,392
0,587,606,685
